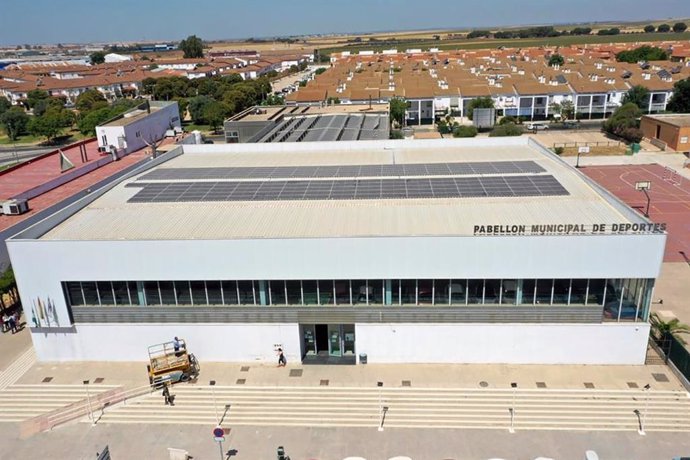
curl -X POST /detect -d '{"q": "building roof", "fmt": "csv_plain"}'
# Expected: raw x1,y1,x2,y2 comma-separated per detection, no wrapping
642,114,690,128
39,138,647,242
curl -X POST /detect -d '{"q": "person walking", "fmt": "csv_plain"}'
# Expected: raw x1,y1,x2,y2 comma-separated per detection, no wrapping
277,348,287,367
8,314,16,334
162,383,174,406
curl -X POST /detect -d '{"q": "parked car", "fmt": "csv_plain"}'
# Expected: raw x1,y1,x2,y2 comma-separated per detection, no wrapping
526,122,549,131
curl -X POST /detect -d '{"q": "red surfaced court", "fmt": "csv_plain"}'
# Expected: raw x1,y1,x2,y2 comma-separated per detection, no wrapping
582,164,690,263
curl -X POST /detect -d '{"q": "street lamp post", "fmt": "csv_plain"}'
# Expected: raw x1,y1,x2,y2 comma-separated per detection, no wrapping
641,383,651,435
209,380,219,424
509,382,517,433
83,380,94,425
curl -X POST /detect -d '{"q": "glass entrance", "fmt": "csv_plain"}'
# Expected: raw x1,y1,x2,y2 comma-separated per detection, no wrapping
300,324,355,364
328,324,341,357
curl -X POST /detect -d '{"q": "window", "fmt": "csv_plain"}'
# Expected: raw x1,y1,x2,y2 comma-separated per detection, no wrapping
190,281,207,305
318,280,334,305
467,280,483,304
269,281,286,305
66,282,85,306
159,281,177,305
174,281,191,305
206,281,223,305
112,281,133,305
681,136,689,144
450,279,467,305
135,131,141,138
82,282,100,305
144,281,161,306
237,281,255,305
222,281,239,305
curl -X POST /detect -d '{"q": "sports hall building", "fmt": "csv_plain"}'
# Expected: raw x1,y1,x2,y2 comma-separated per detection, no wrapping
7,138,666,365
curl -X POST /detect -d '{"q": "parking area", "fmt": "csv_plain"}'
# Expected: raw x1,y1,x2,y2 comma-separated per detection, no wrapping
581,164,690,263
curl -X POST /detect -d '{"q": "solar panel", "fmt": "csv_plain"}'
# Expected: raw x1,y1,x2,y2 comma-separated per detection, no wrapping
128,175,568,203
138,161,546,181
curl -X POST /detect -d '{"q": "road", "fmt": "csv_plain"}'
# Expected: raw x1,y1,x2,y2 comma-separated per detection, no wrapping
0,145,53,167
271,65,328,94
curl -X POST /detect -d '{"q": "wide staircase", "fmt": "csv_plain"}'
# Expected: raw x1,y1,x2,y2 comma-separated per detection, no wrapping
94,385,690,432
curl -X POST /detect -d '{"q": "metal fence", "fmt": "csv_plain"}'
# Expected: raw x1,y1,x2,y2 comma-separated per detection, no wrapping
652,333,690,390
552,141,622,148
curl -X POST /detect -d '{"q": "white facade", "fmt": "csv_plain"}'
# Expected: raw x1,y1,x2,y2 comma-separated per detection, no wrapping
96,101,181,155
7,138,666,365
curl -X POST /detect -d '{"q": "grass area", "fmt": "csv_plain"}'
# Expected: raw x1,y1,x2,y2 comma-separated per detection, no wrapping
0,133,44,145
560,145,628,156
182,122,212,133
0,129,89,146
321,32,690,54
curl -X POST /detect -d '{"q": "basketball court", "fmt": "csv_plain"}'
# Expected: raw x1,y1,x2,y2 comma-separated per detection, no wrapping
582,164,690,262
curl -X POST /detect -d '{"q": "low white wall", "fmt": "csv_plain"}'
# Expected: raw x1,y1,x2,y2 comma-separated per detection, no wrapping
30,323,301,363
355,323,650,365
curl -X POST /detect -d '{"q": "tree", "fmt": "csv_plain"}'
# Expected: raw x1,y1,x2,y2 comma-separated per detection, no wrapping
28,112,65,142
0,107,29,140
179,35,204,59
467,96,494,121
90,51,106,65
667,78,690,113
264,94,285,105
0,97,10,117
644,25,656,33
203,101,226,132
187,95,214,124
550,100,574,121
389,97,407,127
673,22,688,33
489,122,523,137
548,54,564,67
78,107,114,136
616,46,668,63
453,125,478,137
603,103,643,143
26,89,49,109
32,97,65,117
650,313,690,345
622,85,650,110
76,89,107,113
657,23,671,33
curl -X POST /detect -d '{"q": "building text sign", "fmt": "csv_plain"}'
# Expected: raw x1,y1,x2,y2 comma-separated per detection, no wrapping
473,222,667,236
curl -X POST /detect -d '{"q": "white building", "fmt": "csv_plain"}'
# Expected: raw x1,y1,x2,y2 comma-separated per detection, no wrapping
96,101,181,155
8,138,665,365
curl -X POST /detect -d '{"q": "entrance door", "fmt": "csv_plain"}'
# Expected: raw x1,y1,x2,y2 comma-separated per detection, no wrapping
315,324,329,356
328,324,342,357
302,325,316,357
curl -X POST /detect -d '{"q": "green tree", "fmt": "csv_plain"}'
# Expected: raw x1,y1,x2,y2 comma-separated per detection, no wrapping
179,35,204,59
0,97,10,116
187,95,214,124
667,78,690,113
489,122,523,137
0,107,29,140
644,25,656,33
657,23,671,32
203,101,226,132
616,46,668,63
467,96,494,121
622,85,650,110
603,103,643,143
26,89,49,109
78,107,115,136
548,54,564,67
28,111,65,142
264,94,285,105
453,125,478,138
33,97,65,117
650,313,690,344
90,51,106,65
549,100,574,121
673,22,687,33
76,89,107,113
389,97,407,127
315,67,327,75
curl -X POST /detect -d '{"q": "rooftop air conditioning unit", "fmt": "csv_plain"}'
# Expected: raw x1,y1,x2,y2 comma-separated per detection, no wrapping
2,199,29,216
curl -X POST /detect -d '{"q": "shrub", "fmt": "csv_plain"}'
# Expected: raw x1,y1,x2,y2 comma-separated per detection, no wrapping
453,125,478,137
553,146,564,155
499,116,517,125
389,129,404,139
489,122,523,137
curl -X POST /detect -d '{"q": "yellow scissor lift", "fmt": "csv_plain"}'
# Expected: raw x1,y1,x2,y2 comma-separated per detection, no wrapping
147,339,200,387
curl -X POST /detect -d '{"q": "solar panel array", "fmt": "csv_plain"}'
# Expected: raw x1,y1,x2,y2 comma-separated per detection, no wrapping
128,175,568,203
139,160,546,181
257,113,388,143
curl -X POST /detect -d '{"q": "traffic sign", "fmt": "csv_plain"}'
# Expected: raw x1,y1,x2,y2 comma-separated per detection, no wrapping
214,436,225,443
578,146,590,154
213,426,224,438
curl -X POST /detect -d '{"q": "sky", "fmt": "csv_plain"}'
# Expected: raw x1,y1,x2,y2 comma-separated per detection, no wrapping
1,0,689,45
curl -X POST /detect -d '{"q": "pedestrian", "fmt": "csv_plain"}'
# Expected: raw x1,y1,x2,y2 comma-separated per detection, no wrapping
173,336,181,355
8,314,16,334
12,312,19,332
162,383,174,406
1,314,8,333
277,348,286,367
